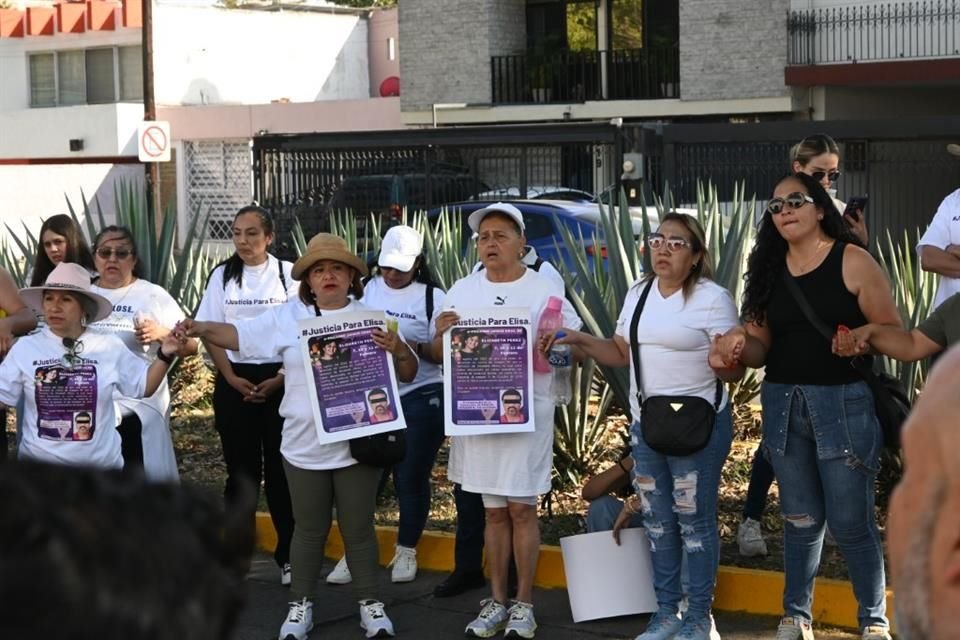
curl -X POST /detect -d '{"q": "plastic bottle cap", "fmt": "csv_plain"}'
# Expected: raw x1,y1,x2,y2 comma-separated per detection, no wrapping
546,296,563,311
555,331,566,339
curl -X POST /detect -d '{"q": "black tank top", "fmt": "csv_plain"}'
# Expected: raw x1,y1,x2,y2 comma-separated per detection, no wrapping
764,241,867,385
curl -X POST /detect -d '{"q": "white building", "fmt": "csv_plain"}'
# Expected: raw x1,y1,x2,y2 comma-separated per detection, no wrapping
0,0,401,244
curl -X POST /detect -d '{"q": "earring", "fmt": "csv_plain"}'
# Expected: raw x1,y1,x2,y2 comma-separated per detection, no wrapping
817,215,823,220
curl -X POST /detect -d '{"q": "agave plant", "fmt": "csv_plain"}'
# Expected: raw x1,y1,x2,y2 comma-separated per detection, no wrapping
0,182,215,314
876,229,938,400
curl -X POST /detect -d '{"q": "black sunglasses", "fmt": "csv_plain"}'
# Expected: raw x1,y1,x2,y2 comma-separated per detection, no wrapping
766,192,815,215
809,170,841,183
96,248,133,260
62,337,84,369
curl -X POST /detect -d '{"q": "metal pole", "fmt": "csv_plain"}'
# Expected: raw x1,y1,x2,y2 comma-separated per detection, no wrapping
142,0,161,225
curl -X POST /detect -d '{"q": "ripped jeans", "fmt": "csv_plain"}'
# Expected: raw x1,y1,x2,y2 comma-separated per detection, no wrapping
762,382,888,629
629,404,732,619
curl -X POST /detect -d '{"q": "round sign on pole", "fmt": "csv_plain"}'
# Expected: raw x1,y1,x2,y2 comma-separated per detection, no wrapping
138,121,171,162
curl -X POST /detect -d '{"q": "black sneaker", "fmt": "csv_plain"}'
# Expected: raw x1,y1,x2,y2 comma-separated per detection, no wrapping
432,569,486,598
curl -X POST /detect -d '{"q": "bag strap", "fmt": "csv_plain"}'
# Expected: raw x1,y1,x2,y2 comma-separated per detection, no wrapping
628,279,722,411
425,283,435,324
781,270,873,377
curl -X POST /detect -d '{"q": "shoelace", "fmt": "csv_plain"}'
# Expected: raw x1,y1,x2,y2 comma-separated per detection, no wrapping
509,606,530,621
478,600,502,620
287,601,308,623
363,602,386,620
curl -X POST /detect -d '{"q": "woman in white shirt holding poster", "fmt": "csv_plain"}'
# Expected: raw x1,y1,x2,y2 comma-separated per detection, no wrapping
430,203,582,640
89,226,198,480
0,263,188,469
182,233,418,640
194,205,299,586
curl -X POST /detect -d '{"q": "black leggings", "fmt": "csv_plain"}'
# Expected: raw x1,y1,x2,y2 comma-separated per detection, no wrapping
214,362,294,567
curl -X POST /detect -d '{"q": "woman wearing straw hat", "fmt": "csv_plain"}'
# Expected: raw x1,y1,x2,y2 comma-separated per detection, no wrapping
0,262,188,469
181,233,418,640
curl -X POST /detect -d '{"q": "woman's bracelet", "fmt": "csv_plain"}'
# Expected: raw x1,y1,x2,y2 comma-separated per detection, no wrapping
623,495,639,515
156,347,177,366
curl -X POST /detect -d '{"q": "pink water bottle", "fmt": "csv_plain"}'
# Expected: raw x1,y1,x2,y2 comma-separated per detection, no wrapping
533,296,564,373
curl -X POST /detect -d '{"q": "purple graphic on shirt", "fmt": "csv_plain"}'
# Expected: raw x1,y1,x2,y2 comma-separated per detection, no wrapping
34,364,98,442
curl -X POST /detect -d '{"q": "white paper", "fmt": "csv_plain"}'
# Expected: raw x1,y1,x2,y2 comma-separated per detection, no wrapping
298,311,407,444
442,307,534,436
560,528,658,622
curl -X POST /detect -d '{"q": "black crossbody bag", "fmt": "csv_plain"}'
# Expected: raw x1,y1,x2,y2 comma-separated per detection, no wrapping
781,272,909,451
628,280,722,456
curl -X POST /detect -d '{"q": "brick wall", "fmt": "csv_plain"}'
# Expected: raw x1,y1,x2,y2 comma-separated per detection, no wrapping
399,0,525,111
679,0,790,101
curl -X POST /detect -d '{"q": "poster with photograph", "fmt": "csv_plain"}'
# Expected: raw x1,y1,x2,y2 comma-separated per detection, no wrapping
298,310,406,444
33,364,98,442
443,307,534,436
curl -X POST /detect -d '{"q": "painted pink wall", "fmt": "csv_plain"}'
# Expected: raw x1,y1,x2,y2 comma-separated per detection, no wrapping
368,7,399,98
157,97,402,140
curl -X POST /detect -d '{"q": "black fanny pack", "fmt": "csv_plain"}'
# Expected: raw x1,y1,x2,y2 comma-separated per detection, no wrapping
629,280,721,457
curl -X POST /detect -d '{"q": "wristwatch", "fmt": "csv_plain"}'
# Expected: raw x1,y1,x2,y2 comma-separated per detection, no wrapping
157,347,177,365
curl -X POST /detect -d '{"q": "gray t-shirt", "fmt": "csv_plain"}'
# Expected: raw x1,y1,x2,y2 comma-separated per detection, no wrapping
917,292,960,348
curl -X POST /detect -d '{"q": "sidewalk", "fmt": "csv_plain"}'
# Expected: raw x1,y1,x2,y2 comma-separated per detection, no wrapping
234,553,859,640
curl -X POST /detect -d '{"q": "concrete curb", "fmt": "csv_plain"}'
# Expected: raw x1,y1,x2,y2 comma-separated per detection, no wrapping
255,512,894,631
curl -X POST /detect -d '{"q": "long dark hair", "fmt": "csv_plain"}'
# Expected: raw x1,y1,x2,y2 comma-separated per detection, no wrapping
367,255,440,289
741,172,863,325
216,206,275,289
93,226,146,280
30,215,95,286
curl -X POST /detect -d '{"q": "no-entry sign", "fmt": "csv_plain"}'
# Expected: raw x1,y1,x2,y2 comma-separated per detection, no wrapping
138,121,171,162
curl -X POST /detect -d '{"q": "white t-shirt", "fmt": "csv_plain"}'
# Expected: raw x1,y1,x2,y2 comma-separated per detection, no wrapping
237,298,414,471
918,188,960,309
615,277,739,424
471,245,566,292
0,328,147,469
194,256,298,364
89,278,186,481
445,268,582,496
362,276,444,394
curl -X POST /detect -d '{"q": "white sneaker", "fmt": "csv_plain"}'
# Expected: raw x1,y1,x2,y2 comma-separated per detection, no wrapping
737,518,768,557
465,599,509,638
504,600,537,639
388,545,417,583
861,626,891,640
326,555,352,585
359,599,395,638
776,616,814,640
280,563,292,587
278,598,313,640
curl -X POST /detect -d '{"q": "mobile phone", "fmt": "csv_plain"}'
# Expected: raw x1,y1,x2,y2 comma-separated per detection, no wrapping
844,195,868,222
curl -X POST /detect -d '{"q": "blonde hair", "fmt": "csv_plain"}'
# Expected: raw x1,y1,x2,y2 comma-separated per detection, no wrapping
790,133,840,169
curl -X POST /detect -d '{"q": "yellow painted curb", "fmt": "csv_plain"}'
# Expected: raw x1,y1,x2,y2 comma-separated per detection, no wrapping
256,513,894,631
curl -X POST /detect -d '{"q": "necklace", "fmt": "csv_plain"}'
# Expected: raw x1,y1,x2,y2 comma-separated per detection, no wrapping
790,240,831,275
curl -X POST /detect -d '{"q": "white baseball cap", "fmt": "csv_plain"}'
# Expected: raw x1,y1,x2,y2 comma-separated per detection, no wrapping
467,202,526,234
377,225,423,272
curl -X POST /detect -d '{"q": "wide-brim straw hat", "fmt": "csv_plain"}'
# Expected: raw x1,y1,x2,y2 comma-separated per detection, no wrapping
291,233,369,281
19,262,112,322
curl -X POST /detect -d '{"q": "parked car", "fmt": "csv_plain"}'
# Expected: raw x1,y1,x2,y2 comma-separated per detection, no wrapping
426,199,656,275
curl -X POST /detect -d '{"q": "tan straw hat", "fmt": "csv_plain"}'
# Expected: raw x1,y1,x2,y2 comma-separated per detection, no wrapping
19,262,112,322
291,233,369,281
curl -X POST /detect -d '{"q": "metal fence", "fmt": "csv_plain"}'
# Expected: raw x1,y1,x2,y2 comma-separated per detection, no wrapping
252,124,623,259
788,0,960,65
491,46,679,104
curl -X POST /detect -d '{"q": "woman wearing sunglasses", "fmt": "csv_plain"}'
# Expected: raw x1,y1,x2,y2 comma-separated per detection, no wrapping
545,213,742,640
711,173,899,640
89,226,198,480
791,134,868,246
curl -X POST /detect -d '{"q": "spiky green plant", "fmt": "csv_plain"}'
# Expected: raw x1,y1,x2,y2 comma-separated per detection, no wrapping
876,229,938,400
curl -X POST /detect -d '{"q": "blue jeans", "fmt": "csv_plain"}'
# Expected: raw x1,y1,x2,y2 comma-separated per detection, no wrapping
761,382,888,630
393,383,445,548
629,404,732,619
742,448,775,521
586,495,644,533
453,483,485,571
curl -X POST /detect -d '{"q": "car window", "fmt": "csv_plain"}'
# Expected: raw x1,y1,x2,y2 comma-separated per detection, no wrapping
523,213,554,241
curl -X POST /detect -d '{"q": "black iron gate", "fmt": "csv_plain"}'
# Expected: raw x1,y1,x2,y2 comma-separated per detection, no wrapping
252,123,625,259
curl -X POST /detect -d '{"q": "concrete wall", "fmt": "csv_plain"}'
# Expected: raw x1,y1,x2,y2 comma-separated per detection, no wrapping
0,103,143,158
399,0,525,110
679,0,791,101
152,3,369,106
819,85,960,120
368,7,399,98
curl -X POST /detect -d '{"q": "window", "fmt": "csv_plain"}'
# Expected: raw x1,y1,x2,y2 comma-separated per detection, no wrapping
29,46,143,107
523,214,554,241
29,54,55,107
